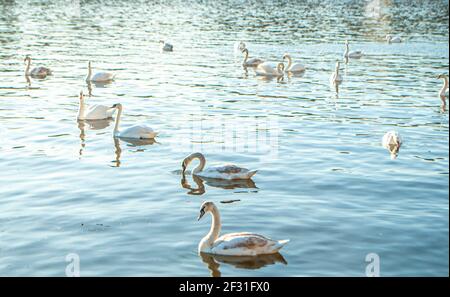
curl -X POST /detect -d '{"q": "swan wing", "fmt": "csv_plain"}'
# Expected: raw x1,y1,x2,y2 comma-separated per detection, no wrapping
245,58,264,67
211,233,289,256
288,63,306,72
91,72,115,82
30,66,52,77
255,62,277,75
119,124,158,139
198,165,257,180
85,105,115,120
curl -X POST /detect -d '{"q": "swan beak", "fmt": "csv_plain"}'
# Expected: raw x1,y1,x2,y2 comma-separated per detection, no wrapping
197,209,205,221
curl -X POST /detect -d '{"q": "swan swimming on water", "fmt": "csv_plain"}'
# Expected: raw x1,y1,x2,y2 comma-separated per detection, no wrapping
111,103,158,139
282,53,306,73
159,40,173,52
77,91,116,120
386,34,402,43
255,62,285,77
182,152,257,180
197,201,289,256
438,74,449,111
24,56,52,78
382,131,402,159
330,61,343,84
86,61,115,83
343,40,363,59
241,48,264,67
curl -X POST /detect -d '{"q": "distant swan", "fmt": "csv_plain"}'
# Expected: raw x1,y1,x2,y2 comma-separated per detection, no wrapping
344,40,363,59
386,34,402,43
241,48,264,67
330,61,343,84
182,152,257,180
234,41,246,53
197,201,289,256
111,103,158,139
382,131,402,159
159,40,173,52
438,74,449,111
282,53,305,73
255,62,285,77
86,61,115,83
24,56,52,78
77,91,116,120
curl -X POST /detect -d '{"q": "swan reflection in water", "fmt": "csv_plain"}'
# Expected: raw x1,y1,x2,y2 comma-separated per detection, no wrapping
181,173,257,195
111,137,157,167
199,252,287,277
77,118,114,157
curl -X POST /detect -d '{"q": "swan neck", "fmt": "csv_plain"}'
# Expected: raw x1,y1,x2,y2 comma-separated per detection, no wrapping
78,96,86,119
205,206,221,246
86,63,92,81
25,59,31,76
286,56,292,70
113,105,122,136
441,77,448,92
243,50,248,64
193,153,206,174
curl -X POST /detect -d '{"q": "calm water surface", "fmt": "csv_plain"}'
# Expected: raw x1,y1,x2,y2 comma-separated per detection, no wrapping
0,0,448,276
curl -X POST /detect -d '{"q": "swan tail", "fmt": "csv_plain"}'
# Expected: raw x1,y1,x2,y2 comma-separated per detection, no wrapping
247,170,257,178
274,239,289,251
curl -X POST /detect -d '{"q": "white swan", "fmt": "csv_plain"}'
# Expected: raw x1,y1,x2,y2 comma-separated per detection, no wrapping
77,91,116,120
182,152,257,180
255,62,285,77
86,61,115,83
382,131,402,159
282,53,305,73
344,40,363,59
330,61,343,84
197,201,289,256
438,74,449,98
241,48,264,67
386,34,402,43
159,40,173,52
111,103,158,139
24,56,52,78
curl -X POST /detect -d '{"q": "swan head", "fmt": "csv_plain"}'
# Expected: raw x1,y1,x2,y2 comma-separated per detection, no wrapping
111,103,122,110
335,61,341,69
282,53,290,60
79,91,84,101
241,48,248,55
159,40,165,44
437,74,448,79
386,34,392,41
345,40,349,45
24,55,31,63
238,41,246,51
277,62,285,73
198,201,215,221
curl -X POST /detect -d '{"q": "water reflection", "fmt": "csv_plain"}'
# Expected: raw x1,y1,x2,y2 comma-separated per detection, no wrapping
110,137,157,167
77,119,114,157
199,252,287,277
181,173,257,195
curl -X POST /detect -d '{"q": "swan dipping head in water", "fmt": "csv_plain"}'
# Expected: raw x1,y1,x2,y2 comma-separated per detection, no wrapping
382,131,402,159
197,201,289,256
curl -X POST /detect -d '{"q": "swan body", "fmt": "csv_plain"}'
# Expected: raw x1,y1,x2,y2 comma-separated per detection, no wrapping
282,53,305,73
159,40,173,52
182,152,257,180
77,91,116,120
112,103,158,139
386,34,402,43
344,40,363,59
24,56,52,77
241,48,264,67
86,61,115,82
382,131,402,159
330,61,343,84
255,62,285,77
197,201,289,256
